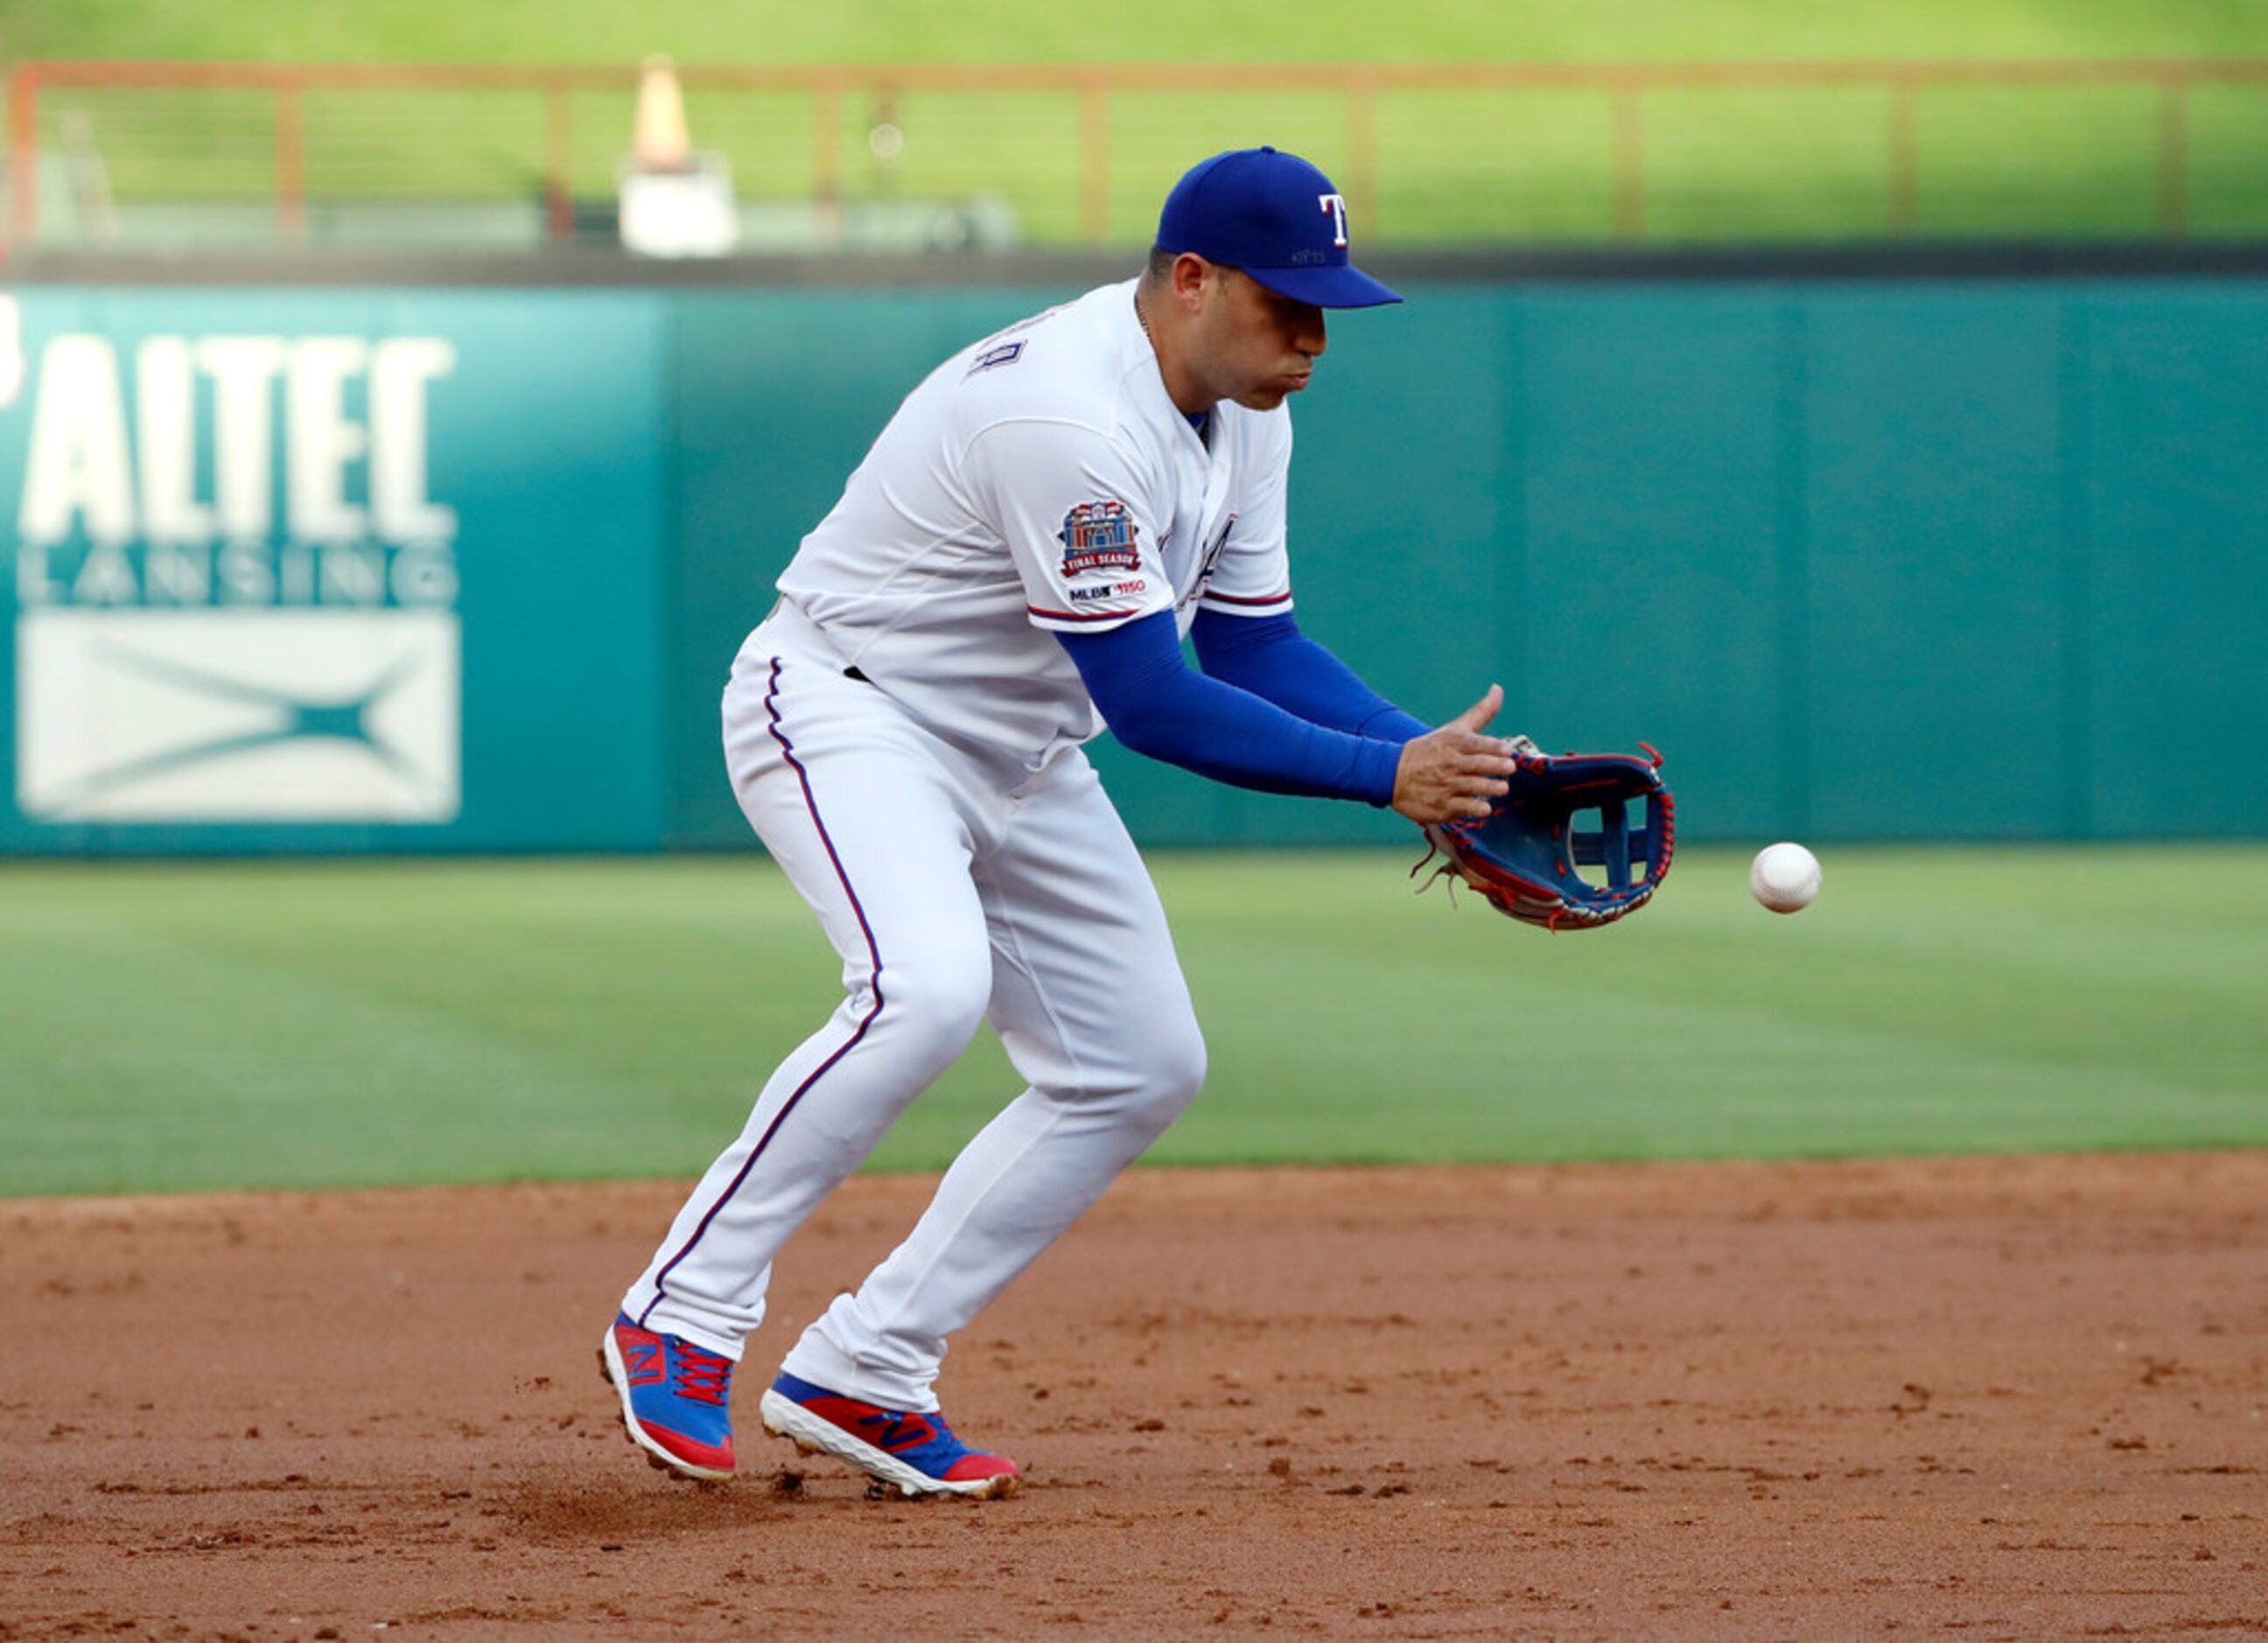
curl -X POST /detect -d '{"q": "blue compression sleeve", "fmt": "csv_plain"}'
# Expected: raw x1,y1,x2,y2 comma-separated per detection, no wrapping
1190,607,1432,744
1056,612,1404,805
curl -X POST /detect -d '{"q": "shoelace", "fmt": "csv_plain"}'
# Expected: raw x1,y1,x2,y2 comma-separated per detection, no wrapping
669,1345,732,1406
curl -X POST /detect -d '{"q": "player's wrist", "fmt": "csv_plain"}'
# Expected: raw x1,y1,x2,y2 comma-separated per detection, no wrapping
1354,737,1404,808
1357,703,1434,745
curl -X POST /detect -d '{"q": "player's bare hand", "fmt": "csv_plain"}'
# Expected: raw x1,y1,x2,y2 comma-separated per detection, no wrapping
1391,685,1529,825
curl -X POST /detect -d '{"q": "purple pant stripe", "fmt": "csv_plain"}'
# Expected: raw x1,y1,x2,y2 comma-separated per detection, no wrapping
640,655,886,1323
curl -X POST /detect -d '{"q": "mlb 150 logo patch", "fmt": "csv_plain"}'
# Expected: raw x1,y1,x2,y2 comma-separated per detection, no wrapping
1058,500,1141,577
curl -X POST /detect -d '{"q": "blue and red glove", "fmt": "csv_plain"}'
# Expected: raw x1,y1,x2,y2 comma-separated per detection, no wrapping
1420,745,1675,931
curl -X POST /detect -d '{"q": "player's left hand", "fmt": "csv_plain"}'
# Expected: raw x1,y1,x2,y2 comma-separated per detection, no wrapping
1390,685,1529,825
1418,743,1676,931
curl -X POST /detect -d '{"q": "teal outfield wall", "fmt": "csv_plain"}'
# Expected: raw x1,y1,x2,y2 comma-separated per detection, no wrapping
2,276,2263,854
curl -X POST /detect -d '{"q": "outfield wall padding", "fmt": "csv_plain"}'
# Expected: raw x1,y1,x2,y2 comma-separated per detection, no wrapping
2,273,2261,853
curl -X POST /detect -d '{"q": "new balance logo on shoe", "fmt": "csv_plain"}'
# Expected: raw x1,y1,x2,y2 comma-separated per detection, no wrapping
759,1371,1020,1500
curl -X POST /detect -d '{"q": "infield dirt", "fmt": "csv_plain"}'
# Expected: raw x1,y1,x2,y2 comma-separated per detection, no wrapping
4,1153,2263,1640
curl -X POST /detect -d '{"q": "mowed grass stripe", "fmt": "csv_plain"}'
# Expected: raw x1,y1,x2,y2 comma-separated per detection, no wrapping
3,858,849,1194
10,0,2266,70
6,908,671,1192
2,848,2261,1198
1157,845,2264,1165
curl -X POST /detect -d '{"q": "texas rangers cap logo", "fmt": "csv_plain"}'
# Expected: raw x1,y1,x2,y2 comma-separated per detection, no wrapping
1059,500,1142,577
1153,146,1401,309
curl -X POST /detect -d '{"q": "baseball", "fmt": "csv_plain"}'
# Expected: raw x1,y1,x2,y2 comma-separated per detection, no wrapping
1750,842,1822,913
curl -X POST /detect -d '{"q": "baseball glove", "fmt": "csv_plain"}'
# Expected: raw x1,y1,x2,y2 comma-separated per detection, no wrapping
1418,743,1674,931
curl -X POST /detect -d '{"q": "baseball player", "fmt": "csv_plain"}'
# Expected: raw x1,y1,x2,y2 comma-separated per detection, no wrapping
602,146,1524,1499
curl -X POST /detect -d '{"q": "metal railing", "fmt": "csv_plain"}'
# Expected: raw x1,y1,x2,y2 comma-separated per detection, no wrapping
9,57,2268,248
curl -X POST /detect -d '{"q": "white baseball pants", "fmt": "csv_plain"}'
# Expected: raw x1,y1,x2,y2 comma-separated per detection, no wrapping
620,605,1205,1412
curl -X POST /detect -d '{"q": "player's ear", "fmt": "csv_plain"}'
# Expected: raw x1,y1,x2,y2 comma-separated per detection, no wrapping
1172,252,1211,312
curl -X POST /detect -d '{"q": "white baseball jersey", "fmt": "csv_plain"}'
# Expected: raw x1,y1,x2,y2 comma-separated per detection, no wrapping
775,278,1295,773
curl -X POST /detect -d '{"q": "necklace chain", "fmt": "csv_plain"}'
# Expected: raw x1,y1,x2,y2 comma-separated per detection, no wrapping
1134,288,1205,440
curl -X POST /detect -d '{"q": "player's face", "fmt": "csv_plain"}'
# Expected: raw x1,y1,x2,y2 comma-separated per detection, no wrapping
1197,267,1327,411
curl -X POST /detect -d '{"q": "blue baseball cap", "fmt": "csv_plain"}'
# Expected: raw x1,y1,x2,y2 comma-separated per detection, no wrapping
1156,146,1402,310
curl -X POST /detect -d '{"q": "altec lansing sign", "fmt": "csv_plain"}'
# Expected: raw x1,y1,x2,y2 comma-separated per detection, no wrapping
4,297,461,825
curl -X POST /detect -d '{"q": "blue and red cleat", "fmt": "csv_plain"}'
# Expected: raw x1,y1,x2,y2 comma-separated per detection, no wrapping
599,1313,736,1482
760,1371,1021,1499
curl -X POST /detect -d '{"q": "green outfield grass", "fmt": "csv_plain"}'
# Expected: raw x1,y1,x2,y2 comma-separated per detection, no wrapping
10,0,2262,70
3,846,2260,1199
6,2,2268,242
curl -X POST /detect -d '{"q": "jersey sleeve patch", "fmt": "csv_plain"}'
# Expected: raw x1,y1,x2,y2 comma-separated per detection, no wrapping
1029,573,1152,624
1058,500,1144,577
